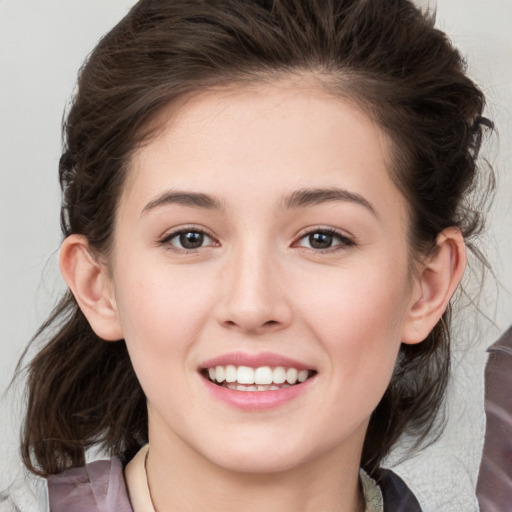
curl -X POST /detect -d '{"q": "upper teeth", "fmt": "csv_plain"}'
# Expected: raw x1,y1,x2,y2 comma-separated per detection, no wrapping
207,365,309,385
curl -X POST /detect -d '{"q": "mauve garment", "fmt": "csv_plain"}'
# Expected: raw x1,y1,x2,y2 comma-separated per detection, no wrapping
47,456,133,512
47,457,422,511
477,325,512,512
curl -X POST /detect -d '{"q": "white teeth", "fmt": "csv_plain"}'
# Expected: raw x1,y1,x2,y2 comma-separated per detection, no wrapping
254,366,273,385
225,365,237,383
272,366,286,384
225,382,293,392
298,369,308,382
286,368,298,384
215,366,225,382
237,366,255,384
208,364,312,388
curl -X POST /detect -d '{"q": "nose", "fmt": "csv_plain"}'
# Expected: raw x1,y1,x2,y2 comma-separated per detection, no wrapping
216,245,293,335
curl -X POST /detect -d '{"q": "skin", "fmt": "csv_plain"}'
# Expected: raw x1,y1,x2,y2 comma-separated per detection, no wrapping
61,78,466,512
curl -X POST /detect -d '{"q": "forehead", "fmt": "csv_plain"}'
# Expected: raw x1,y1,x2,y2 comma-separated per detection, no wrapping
121,79,406,223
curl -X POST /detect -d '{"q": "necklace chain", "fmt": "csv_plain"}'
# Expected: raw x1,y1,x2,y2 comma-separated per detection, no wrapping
144,449,159,512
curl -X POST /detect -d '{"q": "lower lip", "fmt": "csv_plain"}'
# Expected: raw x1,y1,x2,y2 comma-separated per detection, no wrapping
201,376,314,410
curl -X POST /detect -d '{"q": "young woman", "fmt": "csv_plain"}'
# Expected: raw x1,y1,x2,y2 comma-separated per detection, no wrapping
8,0,494,510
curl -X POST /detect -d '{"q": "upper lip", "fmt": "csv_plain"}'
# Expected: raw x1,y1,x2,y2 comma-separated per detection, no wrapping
199,352,313,370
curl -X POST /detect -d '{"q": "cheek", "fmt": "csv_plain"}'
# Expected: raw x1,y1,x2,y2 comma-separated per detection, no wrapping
112,257,214,374
327,296,403,381
112,272,207,412
299,259,410,391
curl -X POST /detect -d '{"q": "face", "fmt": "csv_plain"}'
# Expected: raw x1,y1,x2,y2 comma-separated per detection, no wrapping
109,80,419,475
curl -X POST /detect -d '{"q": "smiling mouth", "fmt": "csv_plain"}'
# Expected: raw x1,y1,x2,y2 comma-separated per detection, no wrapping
202,365,316,391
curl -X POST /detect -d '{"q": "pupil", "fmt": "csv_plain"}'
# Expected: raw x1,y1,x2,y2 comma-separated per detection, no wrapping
309,232,333,249
180,232,204,249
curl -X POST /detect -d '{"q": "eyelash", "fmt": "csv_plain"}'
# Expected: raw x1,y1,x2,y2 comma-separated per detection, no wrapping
158,227,356,253
158,226,218,253
294,227,356,252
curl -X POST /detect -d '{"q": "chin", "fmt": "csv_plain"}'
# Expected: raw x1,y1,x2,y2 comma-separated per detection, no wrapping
197,436,311,475
213,453,307,475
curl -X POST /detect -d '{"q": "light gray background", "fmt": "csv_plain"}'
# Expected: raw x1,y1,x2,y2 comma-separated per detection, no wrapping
0,1,511,510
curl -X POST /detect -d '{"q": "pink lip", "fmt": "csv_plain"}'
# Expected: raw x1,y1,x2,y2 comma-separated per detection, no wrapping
198,351,316,411
199,351,313,370
201,375,315,411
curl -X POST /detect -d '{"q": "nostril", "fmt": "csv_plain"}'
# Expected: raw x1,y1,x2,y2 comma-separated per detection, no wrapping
222,319,280,330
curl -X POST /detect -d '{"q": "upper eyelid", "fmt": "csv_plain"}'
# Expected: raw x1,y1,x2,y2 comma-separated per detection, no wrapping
157,225,355,246
292,229,357,252
294,226,355,242
158,226,218,244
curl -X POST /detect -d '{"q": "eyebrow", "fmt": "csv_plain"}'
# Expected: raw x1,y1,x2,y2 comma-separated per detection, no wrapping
142,190,223,215
283,187,379,218
141,186,378,218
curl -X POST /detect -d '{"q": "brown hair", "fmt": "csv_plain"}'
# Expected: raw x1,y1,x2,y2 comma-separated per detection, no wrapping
20,0,493,477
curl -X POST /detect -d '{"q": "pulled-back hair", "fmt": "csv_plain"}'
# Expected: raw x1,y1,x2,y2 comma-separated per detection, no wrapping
20,0,493,477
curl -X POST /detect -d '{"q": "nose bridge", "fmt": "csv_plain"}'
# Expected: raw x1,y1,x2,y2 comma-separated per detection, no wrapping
218,237,291,333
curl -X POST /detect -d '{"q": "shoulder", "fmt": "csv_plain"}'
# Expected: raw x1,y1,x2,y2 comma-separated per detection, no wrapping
484,325,512,411
47,456,133,512
374,468,423,512
477,325,512,511
482,325,512,442
487,324,512,356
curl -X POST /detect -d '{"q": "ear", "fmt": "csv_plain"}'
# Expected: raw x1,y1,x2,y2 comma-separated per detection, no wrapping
59,235,123,341
402,227,466,345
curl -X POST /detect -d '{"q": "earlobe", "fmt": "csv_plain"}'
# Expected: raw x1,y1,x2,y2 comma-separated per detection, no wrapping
59,235,123,341
402,227,466,345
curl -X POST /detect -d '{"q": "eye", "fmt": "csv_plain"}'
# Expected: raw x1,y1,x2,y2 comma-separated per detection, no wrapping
160,228,217,251
296,229,355,250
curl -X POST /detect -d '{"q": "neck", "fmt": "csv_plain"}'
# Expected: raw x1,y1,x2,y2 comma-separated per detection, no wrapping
146,418,364,512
